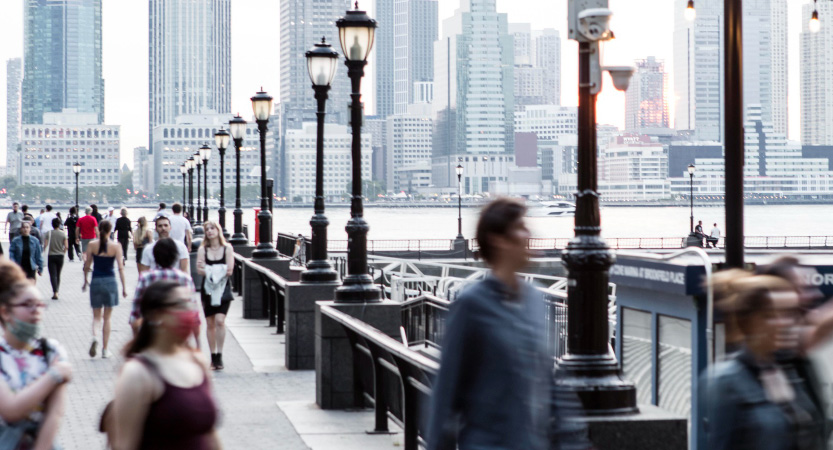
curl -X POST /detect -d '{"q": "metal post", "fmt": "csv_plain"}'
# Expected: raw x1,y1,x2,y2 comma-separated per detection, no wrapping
456,174,463,239
725,0,745,268
182,172,186,207
553,40,637,415
203,156,209,224
229,136,248,245
188,168,194,225
301,84,338,283
334,59,381,302
74,173,79,213
252,119,279,258
267,178,274,214
690,173,694,233
196,162,202,224
219,146,228,237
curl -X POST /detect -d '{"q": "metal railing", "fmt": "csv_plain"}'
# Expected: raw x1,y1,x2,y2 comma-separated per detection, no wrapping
321,305,439,450
276,232,310,264
400,295,449,351
232,253,245,294
241,257,287,333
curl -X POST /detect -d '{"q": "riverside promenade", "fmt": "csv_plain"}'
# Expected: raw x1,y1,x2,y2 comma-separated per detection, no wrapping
25,251,403,449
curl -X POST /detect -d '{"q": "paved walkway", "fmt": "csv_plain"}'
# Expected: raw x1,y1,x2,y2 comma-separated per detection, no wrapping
28,246,404,450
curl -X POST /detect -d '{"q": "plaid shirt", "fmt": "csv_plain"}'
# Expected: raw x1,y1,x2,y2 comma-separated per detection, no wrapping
130,268,196,322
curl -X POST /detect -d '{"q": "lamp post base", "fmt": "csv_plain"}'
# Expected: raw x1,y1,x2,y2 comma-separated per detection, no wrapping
301,260,340,283
229,208,247,246
252,244,280,259
334,275,381,302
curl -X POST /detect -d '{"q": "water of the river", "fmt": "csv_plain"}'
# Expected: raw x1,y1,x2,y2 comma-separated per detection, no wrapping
110,204,831,241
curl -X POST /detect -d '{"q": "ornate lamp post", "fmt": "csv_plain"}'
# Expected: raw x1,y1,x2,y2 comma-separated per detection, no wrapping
334,2,381,302
688,164,696,233
455,164,464,240
228,114,248,246
187,156,195,224
214,129,231,238
553,1,637,415
251,90,279,259
301,37,340,283
180,164,187,207
194,151,204,236
200,144,212,224
72,162,81,212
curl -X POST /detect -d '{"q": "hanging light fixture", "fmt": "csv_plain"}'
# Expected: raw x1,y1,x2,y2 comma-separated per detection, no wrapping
810,0,821,33
685,0,696,22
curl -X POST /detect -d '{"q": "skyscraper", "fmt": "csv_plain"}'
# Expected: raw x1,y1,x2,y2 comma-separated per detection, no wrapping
673,0,787,141
393,0,438,115
673,0,722,141
375,0,395,118
534,29,561,106
433,0,514,158
801,0,833,145
280,0,350,125
149,0,231,153
510,24,562,107
625,57,669,131
22,0,104,125
6,58,22,179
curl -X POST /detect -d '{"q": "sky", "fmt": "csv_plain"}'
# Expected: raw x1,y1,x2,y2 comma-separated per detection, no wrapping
0,0,810,170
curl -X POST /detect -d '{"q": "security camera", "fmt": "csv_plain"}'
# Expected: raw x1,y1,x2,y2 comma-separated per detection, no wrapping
604,66,634,91
577,8,613,41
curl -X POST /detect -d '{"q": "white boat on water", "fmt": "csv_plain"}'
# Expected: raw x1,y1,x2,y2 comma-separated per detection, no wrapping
526,201,576,217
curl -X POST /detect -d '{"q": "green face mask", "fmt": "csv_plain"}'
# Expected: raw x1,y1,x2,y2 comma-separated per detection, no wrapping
8,318,41,343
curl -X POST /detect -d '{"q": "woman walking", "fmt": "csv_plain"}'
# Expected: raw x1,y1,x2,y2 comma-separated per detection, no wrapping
0,259,73,449
115,208,133,264
82,221,127,359
8,221,43,282
43,218,67,300
134,216,153,267
196,221,234,371
110,280,220,449
65,207,81,262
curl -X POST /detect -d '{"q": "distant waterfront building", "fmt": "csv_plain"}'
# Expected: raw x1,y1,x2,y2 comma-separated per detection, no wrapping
534,28,562,106
6,58,22,181
22,0,104,125
386,104,433,193
510,24,561,107
393,0,439,115
800,0,833,145
600,135,670,201
132,147,150,192
280,0,350,127
514,105,577,142
364,117,388,187
284,123,371,202
20,111,119,188
625,57,669,132
151,114,262,191
149,0,231,189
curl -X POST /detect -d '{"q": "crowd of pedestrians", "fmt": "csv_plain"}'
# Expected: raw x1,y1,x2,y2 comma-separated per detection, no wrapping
0,201,225,449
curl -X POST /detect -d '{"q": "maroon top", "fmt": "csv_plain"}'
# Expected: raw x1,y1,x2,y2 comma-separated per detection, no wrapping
136,355,218,450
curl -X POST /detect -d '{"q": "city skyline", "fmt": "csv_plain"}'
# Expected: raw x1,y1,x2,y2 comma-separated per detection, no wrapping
0,0,814,169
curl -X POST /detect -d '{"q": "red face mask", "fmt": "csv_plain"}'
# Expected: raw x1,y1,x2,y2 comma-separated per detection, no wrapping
170,309,200,341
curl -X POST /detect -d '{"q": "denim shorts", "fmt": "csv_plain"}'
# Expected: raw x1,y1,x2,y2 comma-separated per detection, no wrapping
90,276,119,309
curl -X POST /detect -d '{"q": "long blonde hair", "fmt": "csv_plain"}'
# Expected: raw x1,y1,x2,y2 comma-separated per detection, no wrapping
135,216,148,238
201,221,227,248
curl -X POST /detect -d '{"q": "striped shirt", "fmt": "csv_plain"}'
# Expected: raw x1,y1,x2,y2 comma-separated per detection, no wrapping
130,268,196,323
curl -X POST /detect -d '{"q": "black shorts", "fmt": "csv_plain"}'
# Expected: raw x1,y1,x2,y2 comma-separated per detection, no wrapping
202,298,231,317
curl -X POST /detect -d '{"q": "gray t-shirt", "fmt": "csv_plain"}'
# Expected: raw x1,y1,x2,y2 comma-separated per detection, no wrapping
6,211,24,232
140,239,190,271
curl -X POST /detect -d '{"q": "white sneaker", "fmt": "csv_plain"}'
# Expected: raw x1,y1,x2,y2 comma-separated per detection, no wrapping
102,348,111,359
89,339,98,357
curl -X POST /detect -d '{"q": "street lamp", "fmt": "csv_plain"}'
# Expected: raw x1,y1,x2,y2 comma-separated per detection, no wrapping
334,2,381,302
187,156,195,225
194,151,204,236
228,114,248,246
685,0,696,21
200,144,211,225
301,37,340,283
553,1,637,415
455,164,464,240
688,164,696,233
214,129,231,238
810,0,820,33
180,164,187,207
72,162,81,212
251,89,279,259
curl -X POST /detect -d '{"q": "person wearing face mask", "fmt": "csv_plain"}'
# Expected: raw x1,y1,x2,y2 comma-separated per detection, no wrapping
108,280,220,450
703,275,829,450
0,259,73,450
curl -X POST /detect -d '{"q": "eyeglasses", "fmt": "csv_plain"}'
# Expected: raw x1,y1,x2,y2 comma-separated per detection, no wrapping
11,302,48,311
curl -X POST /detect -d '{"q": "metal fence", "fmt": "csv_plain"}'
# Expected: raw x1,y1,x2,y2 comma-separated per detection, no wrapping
235,255,287,333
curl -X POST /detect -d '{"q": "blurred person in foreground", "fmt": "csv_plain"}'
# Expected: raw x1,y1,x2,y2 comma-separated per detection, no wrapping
427,198,559,450
109,280,219,449
704,274,828,450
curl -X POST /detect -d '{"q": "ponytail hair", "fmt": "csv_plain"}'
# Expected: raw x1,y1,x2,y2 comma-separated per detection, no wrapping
98,220,112,252
124,280,181,357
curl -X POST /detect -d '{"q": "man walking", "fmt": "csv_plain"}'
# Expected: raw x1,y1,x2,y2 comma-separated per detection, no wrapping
105,207,118,238
5,202,24,242
138,216,189,274
153,202,170,222
708,223,721,248
39,204,57,235
169,203,193,250
77,207,99,261
9,220,43,281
